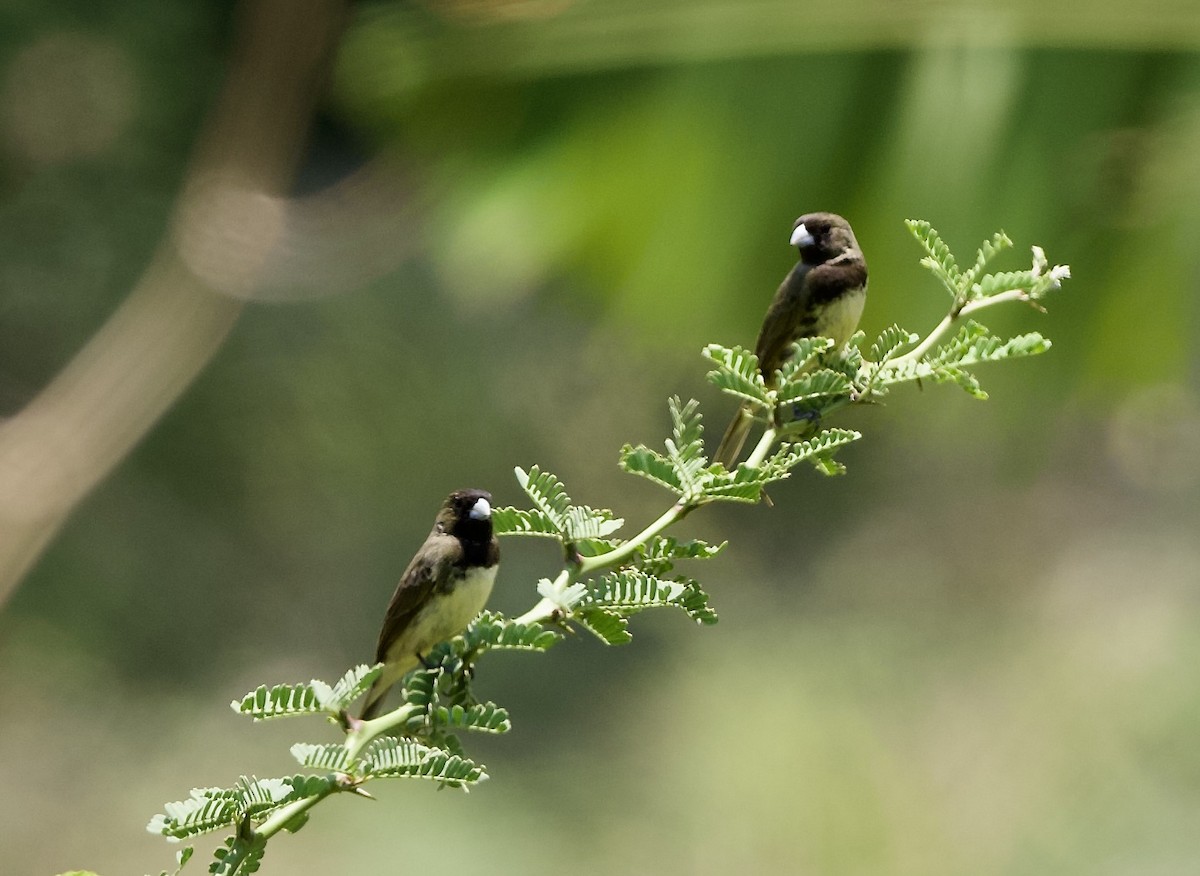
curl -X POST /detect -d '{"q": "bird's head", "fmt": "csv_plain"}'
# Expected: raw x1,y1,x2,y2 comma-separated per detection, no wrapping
790,212,860,264
438,488,493,538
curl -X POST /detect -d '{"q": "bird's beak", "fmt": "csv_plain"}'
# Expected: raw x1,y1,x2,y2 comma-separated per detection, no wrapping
469,497,492,520
790,223,814,248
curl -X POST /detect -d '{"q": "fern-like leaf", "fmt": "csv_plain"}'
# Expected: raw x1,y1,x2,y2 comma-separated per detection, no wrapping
491,506,563,539
701,463,778,503
822,342,864,382
329,665,382,711
589,569,718,625
237,777,300,819
928,364,987,398
635,535,725,575
906,219,961,297
149,789,240,840
461,611,561,653
399,667,439,711
514,466,571,531
510,467,622,549
672,579,720,625
868,325,920,365
960,231,1013,295
433,702,511,734
620,444,684,493
975,269,1040,299
231,667,381,720
360,737,486,787
776,368,853,408
290,743,352,772
669,396,705,460
564,505,625,541
150,776,323,843
574,606,633,645
789,428,862,469
665,396,709,496
774,337,834,384
210,837,265,876
810,455,848,476
702,344,770,406
231,682,329,721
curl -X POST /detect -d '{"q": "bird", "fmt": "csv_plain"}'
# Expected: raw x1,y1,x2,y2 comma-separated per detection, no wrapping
713,212,868,468
359,488,500,720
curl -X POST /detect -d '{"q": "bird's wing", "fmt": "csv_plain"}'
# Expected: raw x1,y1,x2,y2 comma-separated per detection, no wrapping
754,261,813,379
373,532,458,663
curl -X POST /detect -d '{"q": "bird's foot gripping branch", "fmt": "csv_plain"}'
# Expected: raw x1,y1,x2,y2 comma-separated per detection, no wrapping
146,220,1068,876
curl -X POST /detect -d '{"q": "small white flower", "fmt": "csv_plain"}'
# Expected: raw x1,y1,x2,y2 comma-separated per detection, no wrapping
537,577,587,612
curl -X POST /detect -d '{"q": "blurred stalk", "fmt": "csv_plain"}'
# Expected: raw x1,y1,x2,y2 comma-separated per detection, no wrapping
0,0,350,606
347,0,1200,92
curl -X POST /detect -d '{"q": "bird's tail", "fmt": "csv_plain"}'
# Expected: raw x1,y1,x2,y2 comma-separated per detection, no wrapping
358,678,388,720
355,667,398,720
713,405,754,469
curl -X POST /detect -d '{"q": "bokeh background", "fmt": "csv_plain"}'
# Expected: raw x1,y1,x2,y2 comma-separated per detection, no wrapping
3,1,1200,874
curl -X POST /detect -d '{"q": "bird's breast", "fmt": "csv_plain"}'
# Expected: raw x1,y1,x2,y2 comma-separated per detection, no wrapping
416,563,498,648
815,284,867,347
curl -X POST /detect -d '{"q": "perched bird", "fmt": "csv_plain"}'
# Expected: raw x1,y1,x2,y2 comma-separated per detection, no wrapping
713,212,868,467
359,489,500,720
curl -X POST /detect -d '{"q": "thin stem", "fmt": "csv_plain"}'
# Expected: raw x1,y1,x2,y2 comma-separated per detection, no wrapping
578,501,692,575
744,427,777,468
243,699,423,848
510,501,696,625
346,703,420,760
254,787,332,842
892,289,1029,366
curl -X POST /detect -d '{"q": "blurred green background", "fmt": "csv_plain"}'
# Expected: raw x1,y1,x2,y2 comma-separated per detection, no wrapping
3,1,1200,874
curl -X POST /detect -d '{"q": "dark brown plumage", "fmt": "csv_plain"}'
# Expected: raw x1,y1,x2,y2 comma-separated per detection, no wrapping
714,212,868,467
360,489,500,720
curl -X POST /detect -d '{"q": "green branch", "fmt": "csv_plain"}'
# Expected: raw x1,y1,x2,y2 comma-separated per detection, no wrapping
145,219,1068,876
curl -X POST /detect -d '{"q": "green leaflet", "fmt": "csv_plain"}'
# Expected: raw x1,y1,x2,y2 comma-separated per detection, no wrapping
148,776,329,842
587,569,718,625
513,465,624,544
210,837,265,876
462,611,560,653
635,535,725,575
774,336,833,384
775,368,852,408
908,219,1068,310
490,505,562,538
574,606,632,645
906,219,961,297
960,230,1013,294
665,395,708,496
882,321,1054,399
290,743,352,772
231,665,381,720
360,737,486,787
869,325,919,365
514,464,571,526
702,343,770,406
620,396,713,502
433,702,511,734
619,443,684,492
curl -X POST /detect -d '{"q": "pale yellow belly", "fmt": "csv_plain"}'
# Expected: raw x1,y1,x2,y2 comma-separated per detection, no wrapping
817,286,867,347
410,564,497,654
